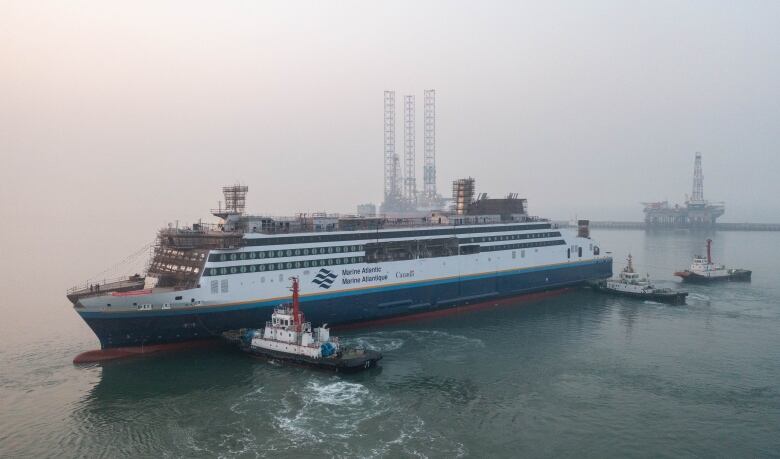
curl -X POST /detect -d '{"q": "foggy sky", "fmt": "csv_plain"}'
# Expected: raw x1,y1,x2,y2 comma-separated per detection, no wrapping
2,0,780,292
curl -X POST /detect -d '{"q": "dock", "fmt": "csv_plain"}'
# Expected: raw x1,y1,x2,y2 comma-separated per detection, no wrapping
555,221,780,232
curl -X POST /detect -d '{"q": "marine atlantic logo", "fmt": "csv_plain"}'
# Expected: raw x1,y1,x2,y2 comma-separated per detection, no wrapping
312,268,338,289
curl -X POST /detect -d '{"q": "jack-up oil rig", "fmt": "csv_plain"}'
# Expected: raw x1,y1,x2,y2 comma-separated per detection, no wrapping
642,153,725,228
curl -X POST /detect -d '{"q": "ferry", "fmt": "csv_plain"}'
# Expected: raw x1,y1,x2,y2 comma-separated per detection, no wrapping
234,277,381,372
674,239,751,283
593,255,688,305
66,183,613,350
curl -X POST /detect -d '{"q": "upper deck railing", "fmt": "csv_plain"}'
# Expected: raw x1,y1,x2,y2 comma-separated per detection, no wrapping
231,214,552,236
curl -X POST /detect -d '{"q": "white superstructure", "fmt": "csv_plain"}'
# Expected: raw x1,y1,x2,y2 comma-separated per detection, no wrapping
248,280,339,359
605,255,656,294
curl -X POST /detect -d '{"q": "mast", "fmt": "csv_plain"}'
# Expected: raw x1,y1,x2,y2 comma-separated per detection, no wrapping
706,239,712,264
291,276,301,331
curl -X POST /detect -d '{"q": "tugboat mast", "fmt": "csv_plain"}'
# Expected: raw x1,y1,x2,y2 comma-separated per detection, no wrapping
290,276,302,332
706,238,713,264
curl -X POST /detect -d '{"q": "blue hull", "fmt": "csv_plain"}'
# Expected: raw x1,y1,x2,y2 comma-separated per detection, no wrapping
81,260,611,348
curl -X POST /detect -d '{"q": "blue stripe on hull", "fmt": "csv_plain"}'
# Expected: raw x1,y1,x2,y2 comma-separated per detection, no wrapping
83,260,611,348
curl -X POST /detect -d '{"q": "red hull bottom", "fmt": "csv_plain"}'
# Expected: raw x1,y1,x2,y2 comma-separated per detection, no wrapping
73,287,573,364
333,287,573,331
73,338,222,364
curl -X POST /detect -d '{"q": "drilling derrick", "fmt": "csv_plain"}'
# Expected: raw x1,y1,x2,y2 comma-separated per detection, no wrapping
643,152,724,228
691,152,704,203
383,91,399,205
404,95,417,207
423,89,436,201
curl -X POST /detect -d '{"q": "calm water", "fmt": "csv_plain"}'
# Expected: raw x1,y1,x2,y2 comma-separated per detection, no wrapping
1,230,779,458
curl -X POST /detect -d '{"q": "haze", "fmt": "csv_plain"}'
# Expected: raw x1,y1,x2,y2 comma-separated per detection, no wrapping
2,1,779,295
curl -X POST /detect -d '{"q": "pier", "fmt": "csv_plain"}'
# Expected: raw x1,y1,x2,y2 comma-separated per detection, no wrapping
555,221,780,231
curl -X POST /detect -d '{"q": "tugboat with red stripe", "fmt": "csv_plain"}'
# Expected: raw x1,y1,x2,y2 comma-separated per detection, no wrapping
674,239,751,283
230,277,382,372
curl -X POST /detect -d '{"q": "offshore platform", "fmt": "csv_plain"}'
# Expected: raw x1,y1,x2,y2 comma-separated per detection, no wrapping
642,153,725,228
379,89,447,215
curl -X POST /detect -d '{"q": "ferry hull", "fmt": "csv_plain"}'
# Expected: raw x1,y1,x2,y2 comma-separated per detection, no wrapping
80,260,611,349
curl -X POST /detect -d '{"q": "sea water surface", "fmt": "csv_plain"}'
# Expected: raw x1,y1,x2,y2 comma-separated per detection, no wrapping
1,229,779,458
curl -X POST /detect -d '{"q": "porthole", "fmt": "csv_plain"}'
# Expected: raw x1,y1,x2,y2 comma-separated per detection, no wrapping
210,268,218,276
320,248,326,254
230,267,237,274
320,259,326,266
277,263,284,270
327,247,333,253
294,261,301,268
286,262,293,269
249,265,256,272
294,249,301,256
240,265,247,273
230,253,237,261
259,251,265,258
220,254,227,262
303,248,309,256
240,253,247,260
350,257,356,263
303,261,310,268
259,265,266,271
286,250,293,257
220,267,227,275
249,252,256,259
335,246,341,253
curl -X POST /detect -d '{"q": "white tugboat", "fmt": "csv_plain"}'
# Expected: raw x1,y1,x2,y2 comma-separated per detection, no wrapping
674,239,751,283
232,277,382,372
594,255,688,305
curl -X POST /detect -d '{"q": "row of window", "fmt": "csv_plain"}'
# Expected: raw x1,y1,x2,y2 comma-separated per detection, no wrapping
203,239,567,277
478,239,566,252
209,245,364,263
242,223,553,247
211,231,560,263
460,231,561,244
204,256,366,276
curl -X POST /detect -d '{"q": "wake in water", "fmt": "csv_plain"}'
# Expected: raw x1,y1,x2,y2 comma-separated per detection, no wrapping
686,293,711,302
344,329,485,353
268,378,466,457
